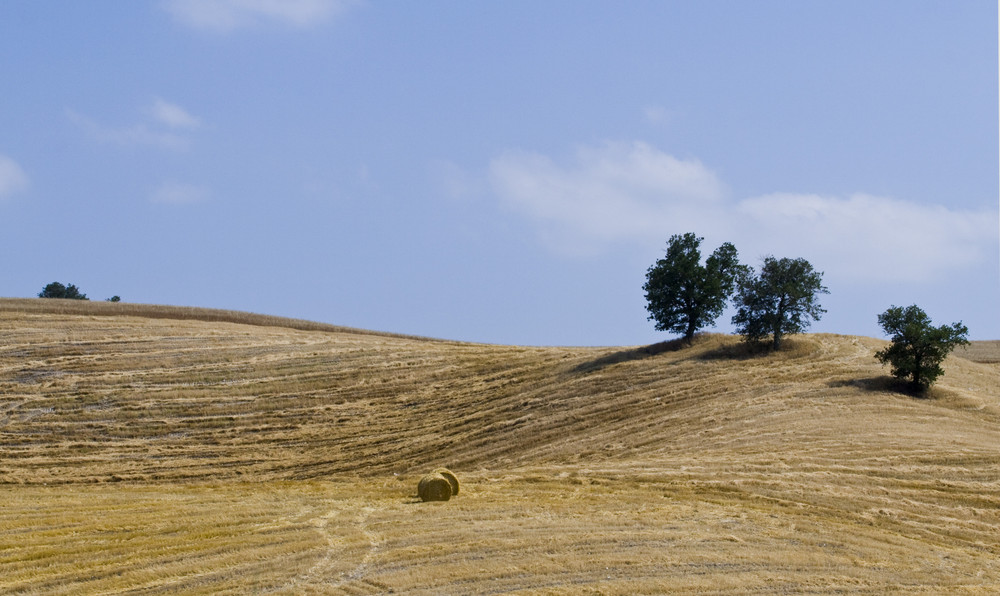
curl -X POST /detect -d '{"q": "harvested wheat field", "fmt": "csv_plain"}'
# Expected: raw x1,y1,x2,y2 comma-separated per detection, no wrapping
1,297,998,594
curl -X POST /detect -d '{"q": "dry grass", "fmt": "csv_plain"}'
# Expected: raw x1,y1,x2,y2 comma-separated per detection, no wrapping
1,298,998,593
956,340,1000,365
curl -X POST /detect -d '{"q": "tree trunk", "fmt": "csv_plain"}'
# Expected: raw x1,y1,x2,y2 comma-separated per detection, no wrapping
684,320,697,344
911,355,924,394
772,301,786,351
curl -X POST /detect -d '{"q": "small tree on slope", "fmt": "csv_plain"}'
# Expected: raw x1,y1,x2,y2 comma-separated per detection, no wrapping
643,233,746,343
875,304,969,395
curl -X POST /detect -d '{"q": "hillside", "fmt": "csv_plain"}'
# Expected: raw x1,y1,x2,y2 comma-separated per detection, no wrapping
1,298,998,594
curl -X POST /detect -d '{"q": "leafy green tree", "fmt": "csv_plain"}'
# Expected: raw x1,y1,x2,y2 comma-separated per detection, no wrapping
643,233,746,343
875,304,969,394
731,256,828,350
38,282,89,300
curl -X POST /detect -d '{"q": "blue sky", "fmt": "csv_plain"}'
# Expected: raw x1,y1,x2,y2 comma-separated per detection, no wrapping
1,1,997,345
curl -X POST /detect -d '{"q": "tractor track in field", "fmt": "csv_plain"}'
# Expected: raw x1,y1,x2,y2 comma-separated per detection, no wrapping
1,300,998,593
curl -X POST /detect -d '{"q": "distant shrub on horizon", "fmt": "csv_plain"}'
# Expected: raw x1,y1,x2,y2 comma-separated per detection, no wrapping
38,281,89,300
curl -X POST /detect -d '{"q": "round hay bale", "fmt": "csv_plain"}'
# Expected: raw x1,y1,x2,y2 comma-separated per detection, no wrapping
433,468,460,496
418,473,452,502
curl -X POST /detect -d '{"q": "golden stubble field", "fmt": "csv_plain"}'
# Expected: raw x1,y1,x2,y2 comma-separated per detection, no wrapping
1,298,998,594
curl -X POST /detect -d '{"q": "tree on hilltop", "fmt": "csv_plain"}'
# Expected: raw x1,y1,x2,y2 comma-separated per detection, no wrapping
38,281,89,300
731,256,828,350
875,304,969,395
643,233,746,343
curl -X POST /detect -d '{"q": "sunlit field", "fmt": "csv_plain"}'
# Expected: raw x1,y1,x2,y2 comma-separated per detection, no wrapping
1,298,998,593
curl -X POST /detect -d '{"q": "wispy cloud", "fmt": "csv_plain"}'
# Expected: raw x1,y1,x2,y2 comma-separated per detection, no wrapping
149,97,201,129
489,141,726,254
431,159,485,202
151,182,210,205
68,110,187,150
68,98,201,151
642,105,671,126
486,140,997,283
163,0,356,32
0,154,29,199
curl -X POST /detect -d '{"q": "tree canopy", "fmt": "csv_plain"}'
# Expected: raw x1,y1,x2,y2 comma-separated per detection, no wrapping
38,282,89,300
875,304,969,394
731,256,828,350
643,233,745,343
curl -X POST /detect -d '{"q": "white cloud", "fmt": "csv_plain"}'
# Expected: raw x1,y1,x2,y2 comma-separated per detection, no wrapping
0,155,29,199
489,141,726,254
485,140,998,283
736,193,997,283
150,98,200,129
151,183,210,204
163,0,356,32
